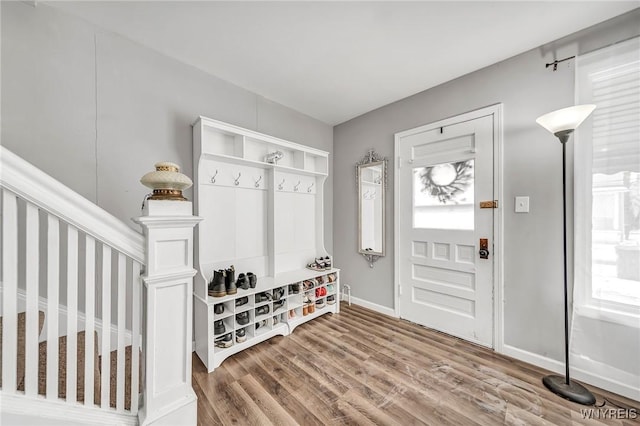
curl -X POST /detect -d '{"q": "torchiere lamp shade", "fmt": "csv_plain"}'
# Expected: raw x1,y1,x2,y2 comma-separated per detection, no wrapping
536,104,597,134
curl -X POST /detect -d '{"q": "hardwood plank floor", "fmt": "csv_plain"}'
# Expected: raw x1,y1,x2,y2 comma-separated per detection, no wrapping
193,303,640,425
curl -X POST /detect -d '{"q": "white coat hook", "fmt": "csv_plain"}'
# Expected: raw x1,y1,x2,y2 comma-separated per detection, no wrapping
234,172,241,186
278,178,285,190
254,175,262,188
307,182,315,193
294,181,301,192
211,170,218,184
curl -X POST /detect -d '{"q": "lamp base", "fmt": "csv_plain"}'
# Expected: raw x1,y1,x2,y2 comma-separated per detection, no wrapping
542,375,596,405
149,189,187,201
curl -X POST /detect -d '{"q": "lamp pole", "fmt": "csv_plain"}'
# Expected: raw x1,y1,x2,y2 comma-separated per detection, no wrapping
540,129,595,405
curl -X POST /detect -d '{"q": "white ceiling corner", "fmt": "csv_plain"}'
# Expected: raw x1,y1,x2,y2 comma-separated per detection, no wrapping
44,1,639,125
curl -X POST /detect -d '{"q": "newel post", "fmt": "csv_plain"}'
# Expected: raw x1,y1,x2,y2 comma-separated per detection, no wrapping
134,200,202,426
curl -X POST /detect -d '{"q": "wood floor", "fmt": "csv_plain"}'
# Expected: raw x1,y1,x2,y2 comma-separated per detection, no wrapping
192,303,640,425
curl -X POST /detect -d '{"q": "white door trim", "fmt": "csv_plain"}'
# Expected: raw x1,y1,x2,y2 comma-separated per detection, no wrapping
393,103,504,351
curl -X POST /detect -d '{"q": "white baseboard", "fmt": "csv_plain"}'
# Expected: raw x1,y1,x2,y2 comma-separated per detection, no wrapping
501,344,640,402
0,393,137,425
349,296,398,318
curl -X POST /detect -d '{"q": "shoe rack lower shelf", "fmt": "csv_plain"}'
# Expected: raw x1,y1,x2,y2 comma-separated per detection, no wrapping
194,269,340,372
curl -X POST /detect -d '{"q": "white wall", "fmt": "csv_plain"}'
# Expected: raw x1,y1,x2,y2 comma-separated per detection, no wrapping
333,9,640,397
1,1,333,254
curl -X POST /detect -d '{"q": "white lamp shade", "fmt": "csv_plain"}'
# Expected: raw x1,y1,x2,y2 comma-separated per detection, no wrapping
536,104,596,134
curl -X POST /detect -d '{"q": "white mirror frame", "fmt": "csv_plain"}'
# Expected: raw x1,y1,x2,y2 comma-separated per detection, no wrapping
356,149,388,267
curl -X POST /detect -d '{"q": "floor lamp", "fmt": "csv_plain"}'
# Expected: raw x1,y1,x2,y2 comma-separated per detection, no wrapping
536,104,597,405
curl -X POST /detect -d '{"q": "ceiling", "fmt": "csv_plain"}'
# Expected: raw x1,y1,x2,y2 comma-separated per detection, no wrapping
45,1,639,125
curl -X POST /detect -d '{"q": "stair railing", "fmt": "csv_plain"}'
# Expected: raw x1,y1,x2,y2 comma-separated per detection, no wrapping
0,146,189,423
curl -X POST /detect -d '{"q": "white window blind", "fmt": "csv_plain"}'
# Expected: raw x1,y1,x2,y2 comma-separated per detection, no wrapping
570,37,639,401
575,36,640,316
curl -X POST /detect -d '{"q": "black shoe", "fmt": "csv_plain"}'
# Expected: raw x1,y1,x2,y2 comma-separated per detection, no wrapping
255,320,267,330
256,305,270,316
236,328,247,343
273,287,285,301
236,311,250,325
273,300,285,311
255,292,271,303
235,296,248,307
215,333,233,348
214,319,225,335
214,303,224,315
208,270,226,297
327,295,336,305
247,272,257,288
324,256,332,270
236,273,249,290
292,282,301,293
225,266,237,295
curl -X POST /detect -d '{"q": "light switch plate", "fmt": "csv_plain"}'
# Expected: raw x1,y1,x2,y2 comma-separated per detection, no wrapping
515,196,529,213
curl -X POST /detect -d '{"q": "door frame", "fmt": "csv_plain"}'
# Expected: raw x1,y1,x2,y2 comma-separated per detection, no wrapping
393,103,504,351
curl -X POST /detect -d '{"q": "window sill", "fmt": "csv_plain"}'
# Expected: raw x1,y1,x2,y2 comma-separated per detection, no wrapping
575,303,640,328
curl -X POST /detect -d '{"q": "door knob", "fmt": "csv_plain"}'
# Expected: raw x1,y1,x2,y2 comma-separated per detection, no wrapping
479,238,489,259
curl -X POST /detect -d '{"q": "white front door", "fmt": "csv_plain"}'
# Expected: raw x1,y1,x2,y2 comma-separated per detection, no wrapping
396,112,495,347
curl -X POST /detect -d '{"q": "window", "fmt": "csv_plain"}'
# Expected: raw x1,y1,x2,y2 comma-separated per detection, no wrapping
575,37,640,321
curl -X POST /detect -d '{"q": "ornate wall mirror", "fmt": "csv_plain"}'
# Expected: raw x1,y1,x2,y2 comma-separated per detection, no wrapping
357,149,387,267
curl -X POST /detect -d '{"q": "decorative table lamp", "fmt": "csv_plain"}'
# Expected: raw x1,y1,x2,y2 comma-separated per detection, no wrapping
140,161,193,201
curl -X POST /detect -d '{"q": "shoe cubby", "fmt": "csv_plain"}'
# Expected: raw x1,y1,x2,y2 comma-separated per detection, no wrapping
193,116,340,372
254,317,272,336
212,301,234,321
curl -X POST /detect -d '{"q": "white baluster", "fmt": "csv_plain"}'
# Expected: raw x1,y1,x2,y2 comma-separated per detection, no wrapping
84,235,96,406
130,261,141,415
116,253,126,411
24,203,39,396
101,246,112,409
2,190,18,393
46,215,60,400
66,227,78,403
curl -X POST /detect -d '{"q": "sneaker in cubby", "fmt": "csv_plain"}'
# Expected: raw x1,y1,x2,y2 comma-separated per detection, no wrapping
315,299,326,309
236,328,247,343
327,295,336,305
256,305,270,316
215,333,233,348
255,320,267,330
316,275,325,285
326,283,334,294
327,273,337,283
214,320,226,335
288,309,296,319
315,287,327,298
236,311,250,326
273,300,285,311
273,287,285,301
235,296,249,307
303,280,315,291
288,283,301,294
255,292,271,303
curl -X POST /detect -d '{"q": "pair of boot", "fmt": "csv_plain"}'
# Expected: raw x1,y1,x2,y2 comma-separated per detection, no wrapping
208,266,236,297
236,272,257,290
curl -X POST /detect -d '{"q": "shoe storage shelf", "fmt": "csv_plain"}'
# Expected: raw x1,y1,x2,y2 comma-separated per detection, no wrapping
192,116,339,372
